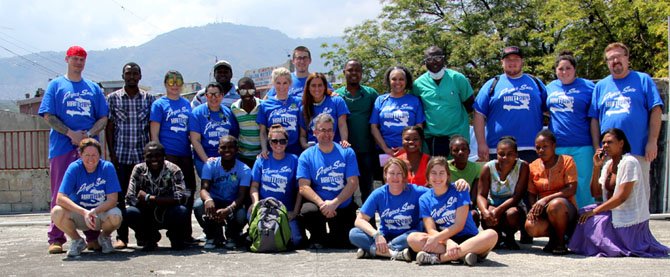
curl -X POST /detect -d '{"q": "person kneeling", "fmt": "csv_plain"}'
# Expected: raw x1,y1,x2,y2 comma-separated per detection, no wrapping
407,157,497,266
125,141,190,251
51,138,122,257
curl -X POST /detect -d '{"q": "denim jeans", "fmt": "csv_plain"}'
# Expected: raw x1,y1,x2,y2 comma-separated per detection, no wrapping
348,227,415,256
193,198,246,242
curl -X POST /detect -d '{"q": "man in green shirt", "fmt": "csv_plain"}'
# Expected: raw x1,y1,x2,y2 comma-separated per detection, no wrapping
334,59,378,203
412,46,475,157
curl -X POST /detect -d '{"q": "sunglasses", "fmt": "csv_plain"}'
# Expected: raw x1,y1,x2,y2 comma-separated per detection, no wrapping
206,92,222,97
424,55,445,63
239,89,256,96
166,78,184,87
270,138,288,145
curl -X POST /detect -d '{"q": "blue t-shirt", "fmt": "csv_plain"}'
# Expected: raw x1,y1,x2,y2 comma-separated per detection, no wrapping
473,74,547,150
150,96,192,157
251,154,299,211
188,104,239,157
419,183,479,237
360,184,429,238
589,71,664,156
265,73,334,99
257,96,302,147
299,95,350,143
296,144,359,208
201,158,251,202
369,93,425,148
546,78,594,147
58,159,121,209
38,76,109,159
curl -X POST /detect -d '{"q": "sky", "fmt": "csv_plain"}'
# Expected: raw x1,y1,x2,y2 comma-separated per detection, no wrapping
0,0,383,58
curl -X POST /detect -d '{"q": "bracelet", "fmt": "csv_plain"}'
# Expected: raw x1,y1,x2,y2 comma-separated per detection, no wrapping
204,199,213,204
145,194,151,202
373,232,381,239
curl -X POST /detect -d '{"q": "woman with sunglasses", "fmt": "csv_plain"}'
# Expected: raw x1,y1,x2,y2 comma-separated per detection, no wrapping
299,72,350,149
150,70,197,240
257,67,303,157
189,81,239,177
231,77,261,168
250,124,303,246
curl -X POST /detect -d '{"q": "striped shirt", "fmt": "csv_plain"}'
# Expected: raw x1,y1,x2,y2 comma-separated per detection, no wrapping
106,88,155,165
231,98,261,159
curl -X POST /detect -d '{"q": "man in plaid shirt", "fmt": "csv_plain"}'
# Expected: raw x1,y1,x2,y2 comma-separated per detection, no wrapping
125,141,191,251
105,62,155,248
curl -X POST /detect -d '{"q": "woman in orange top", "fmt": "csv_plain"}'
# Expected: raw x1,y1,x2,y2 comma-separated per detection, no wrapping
396,126,430,186
525,129,577,255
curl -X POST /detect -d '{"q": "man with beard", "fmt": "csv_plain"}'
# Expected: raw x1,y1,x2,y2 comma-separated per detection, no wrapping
191,60,240,108
589,42,663,190
473,46,547,163
105,62,155,249
412,46,475,157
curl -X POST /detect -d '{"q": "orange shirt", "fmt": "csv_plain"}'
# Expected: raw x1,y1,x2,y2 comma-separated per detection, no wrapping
398,153,430,186
528,155,577,206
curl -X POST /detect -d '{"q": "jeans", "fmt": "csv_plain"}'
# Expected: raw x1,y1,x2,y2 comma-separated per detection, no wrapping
348,227,414,256
165,155,195,239
125,205,189,248
300,201,357,249
556,146,596,208
193,198,246,242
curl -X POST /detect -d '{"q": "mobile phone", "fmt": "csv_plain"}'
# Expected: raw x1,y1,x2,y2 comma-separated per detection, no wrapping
598,151,606,159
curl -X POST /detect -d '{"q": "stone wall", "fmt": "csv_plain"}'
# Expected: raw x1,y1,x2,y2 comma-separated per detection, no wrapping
0,170,50,213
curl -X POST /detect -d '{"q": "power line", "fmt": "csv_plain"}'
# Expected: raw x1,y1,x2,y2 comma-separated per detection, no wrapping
0,44,60,77
0,31,63,69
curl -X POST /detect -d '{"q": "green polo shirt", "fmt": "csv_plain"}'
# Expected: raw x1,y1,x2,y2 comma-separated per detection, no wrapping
335,85,378,153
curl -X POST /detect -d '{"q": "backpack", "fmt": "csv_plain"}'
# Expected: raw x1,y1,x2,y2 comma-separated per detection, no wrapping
248,197,291,252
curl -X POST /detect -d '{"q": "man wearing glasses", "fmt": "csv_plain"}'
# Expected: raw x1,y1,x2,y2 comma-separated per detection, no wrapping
297,113,359,249
265,46,332,99
191,60,240,108
589,42,663,189
412,46,475,157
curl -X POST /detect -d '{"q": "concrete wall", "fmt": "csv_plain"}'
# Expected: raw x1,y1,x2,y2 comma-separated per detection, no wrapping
0,110,49,130
0,170,50,213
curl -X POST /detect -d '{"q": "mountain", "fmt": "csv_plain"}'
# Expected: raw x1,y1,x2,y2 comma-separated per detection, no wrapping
0,23,342,100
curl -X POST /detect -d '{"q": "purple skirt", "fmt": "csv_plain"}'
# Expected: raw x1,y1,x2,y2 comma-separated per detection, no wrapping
568,204,669,257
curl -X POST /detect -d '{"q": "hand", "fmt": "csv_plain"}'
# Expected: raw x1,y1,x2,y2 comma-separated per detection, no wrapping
578,210,595,224
445,244,461,260
593,148,606,167
319,200,338,218
453,178,470,192
259,150,269,159
482,209,498,226
528,199,546,222
67,130,86,145
374,233,389,255
207,157,217,163
137,190,148,203
85,208,97,230
422,234,443,253
204,199,216,217
288,210,298,221
645,141,658,162
339,140,351,148
477,144,490,162
215,208,231,223
382,147,396,157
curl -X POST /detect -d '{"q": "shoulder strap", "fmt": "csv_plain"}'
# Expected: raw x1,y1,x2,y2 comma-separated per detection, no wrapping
488,75,500,98
526,74,546,95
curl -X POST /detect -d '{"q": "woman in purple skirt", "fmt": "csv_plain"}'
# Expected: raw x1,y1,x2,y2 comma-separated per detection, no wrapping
569,128,669,257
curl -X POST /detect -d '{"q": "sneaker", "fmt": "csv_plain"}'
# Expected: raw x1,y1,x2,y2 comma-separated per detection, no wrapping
356,248,371,259
463,253,477,266
195,234,207,242
113,240,127,249
98,235,114,254
86,240,101,251
224,240,237,250
48,242,64,254
416,251,440,265
67,239,86,257
204,239,217,249
391,248,412,262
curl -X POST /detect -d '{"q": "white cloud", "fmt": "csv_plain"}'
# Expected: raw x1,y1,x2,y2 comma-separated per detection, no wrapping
0,0,382,57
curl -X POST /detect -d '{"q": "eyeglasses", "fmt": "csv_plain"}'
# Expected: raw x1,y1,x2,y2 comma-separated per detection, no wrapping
316,128,334,133
606,54,626,62
206,92,222,97
270,138,288,145
294,55,310,61
239,89,256,96
166,78,184,87
424,55,445,63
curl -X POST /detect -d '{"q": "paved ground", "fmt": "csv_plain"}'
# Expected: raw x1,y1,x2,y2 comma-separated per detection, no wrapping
0,213,669,276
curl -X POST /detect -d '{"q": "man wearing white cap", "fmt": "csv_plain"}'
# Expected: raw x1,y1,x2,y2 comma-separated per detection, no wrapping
191,60,240,108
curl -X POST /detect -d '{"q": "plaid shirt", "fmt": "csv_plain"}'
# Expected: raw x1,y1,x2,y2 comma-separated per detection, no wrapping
106,88,155,164
125,161,190,207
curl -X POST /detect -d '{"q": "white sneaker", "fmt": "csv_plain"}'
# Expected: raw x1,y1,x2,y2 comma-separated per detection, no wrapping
98,235,114,254
391,248,412,262
204,239,216,249
416,251,439,265
463,253,477,266
356,248,370,259
67,239,86,257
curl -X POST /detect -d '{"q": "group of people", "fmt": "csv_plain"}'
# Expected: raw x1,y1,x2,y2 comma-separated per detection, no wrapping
40,42,668,263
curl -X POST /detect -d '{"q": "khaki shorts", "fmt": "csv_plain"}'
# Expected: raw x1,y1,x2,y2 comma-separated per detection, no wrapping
70,207,122,231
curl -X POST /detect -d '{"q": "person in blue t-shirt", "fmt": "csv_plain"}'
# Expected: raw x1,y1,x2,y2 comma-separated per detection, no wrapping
257,67,303,156
349,158,429,261
371,66,425,156
408,157,497,266
50,139,122,257
250,124,303,246
195,135,251,249
546,51,596,208
589,42,663,197
264,46,333,99
149,70,197,241
473,46,547,163
299,72,350,148
189,82,239,177
38,46,109,254
297,113,359,249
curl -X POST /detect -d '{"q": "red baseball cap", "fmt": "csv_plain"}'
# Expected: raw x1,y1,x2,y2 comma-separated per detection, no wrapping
66,46,87,58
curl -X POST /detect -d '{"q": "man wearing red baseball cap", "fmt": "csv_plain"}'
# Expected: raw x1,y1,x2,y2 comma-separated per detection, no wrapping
38,46,110,255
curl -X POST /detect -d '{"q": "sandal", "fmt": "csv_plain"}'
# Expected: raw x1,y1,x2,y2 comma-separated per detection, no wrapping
552,245,569,255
